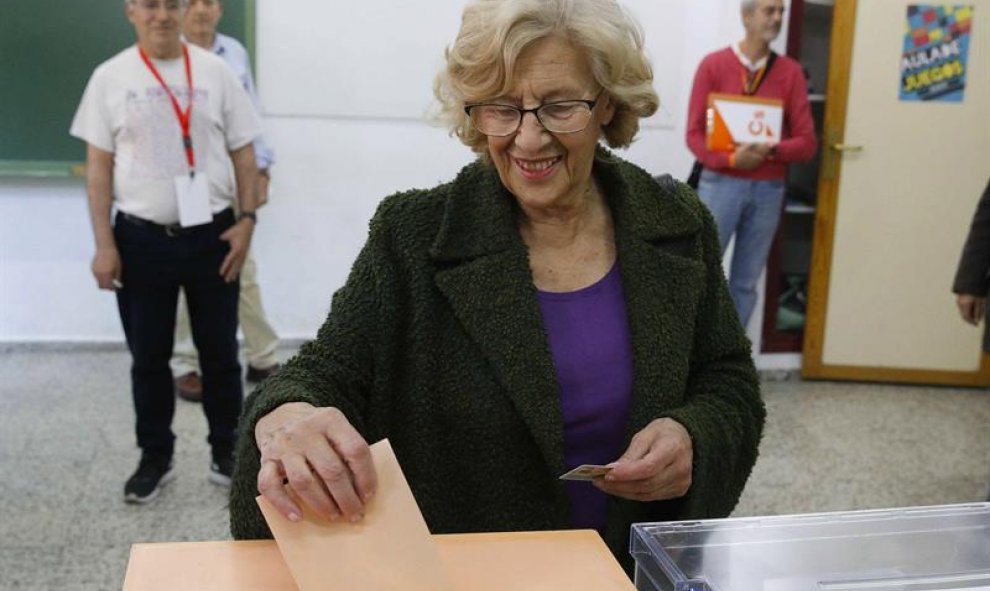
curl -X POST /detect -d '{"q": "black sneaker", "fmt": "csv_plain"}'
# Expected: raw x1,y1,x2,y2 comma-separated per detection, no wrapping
209,454,235,487
124,455,175,504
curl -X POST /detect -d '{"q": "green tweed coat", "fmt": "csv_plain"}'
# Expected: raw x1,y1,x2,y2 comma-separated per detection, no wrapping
229,152,764,574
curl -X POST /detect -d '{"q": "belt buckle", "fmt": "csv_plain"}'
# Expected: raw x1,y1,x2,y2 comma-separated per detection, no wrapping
164,223,183,237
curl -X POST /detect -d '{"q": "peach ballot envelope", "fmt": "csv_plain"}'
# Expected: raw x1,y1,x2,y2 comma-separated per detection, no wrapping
256,439,455,591
706,92,783,152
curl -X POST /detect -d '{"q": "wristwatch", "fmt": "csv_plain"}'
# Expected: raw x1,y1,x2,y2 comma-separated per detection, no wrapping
238,211,257,224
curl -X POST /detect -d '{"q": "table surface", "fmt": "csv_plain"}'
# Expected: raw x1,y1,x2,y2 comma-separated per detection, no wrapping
121,530,636,590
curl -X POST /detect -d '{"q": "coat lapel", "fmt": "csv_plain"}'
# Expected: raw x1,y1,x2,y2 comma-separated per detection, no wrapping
431,162,565,475
616,237,707,433
595,159,707,435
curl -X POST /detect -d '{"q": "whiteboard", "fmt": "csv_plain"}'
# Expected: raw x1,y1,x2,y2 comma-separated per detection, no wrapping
257,0,685,129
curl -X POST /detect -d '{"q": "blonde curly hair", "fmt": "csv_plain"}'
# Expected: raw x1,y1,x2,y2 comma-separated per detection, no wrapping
434,0,659,159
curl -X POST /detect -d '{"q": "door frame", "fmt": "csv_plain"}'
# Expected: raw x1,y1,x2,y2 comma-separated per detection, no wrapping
759,0,813,354
800,0,990,386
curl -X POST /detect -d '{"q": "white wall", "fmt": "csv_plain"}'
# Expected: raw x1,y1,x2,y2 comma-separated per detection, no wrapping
0,0,792,366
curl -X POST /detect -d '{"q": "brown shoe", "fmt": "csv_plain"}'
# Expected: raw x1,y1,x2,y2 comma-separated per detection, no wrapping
246,363,280,384
174,372,203,402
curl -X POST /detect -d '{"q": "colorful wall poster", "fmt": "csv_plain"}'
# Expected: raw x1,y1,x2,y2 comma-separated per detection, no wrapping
901,5,974,102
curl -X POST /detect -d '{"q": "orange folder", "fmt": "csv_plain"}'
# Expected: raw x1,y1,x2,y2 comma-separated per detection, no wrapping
706,92,783,152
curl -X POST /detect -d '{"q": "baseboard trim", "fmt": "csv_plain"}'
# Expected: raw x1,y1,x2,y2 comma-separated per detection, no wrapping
0,338,311,354
758,368,802,382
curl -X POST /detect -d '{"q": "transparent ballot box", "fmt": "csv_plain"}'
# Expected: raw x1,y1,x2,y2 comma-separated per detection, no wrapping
630,503,990,591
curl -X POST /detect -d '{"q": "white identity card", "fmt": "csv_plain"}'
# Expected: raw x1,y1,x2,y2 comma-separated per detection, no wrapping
174,173,212,227
559,464,613,481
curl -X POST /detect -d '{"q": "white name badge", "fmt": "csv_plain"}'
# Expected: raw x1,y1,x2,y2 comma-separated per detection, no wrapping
174,173,213,227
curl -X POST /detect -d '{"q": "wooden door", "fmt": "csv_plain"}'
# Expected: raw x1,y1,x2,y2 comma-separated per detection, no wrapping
803,0,990,385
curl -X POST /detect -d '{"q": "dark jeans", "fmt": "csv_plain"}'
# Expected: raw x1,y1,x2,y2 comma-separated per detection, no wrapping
114,209,242,460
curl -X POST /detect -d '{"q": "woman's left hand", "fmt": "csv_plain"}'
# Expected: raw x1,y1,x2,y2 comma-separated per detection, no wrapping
594,418,693,502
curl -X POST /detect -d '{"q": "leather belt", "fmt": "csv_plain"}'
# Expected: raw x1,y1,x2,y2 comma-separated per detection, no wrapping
118,208,233,237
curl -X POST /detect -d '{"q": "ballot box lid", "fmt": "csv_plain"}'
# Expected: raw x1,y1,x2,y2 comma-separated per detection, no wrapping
630,502,990,591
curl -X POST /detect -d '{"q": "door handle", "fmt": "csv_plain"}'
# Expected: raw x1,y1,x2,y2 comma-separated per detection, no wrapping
822,129,862,181
831,143,864,152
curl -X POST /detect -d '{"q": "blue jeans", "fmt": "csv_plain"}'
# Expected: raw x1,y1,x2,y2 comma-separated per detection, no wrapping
114,209,242,460
696,169,785,327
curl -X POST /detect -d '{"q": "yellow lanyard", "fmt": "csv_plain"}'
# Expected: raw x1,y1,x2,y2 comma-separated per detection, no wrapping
740,63,768,95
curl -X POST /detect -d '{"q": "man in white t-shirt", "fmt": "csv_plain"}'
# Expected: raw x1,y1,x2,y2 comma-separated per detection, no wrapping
70,0,261,504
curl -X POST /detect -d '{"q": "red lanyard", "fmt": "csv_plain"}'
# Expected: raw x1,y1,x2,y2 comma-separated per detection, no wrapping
138,43,195,174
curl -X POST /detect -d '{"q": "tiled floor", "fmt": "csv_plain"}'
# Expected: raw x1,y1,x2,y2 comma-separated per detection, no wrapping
0,348,987,590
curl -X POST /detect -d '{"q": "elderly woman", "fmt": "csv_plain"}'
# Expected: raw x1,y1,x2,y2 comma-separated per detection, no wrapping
230,0,764,572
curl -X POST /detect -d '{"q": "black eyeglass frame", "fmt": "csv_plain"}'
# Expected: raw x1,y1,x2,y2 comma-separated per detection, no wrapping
463,91,604,137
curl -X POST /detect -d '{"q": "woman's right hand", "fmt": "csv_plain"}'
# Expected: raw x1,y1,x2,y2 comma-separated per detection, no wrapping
255,402,377,523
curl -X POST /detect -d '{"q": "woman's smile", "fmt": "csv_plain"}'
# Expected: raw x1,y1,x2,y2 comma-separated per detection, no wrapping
512,155,562,181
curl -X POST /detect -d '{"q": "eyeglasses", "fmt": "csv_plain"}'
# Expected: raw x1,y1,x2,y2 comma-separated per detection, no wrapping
133,0,183,12
464,91,603,137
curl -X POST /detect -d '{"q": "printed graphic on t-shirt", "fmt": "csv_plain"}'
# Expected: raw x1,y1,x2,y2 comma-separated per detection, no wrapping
124,86,212,182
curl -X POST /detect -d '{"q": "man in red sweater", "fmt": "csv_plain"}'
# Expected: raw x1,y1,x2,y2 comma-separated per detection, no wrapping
686,0,817,328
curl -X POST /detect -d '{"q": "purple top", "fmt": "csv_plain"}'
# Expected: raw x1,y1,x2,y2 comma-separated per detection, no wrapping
537,262,634,531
